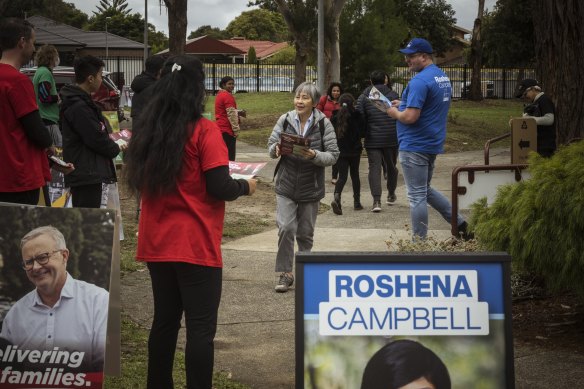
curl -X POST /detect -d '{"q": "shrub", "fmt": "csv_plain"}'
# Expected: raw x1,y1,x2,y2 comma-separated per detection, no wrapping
469,141,584,298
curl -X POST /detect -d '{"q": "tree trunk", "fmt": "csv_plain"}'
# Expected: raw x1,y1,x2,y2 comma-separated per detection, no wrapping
468,0,485,101
275,0,313,88
533,0,584,144
163,0,187,55
323,0,346,86
294,41,309,89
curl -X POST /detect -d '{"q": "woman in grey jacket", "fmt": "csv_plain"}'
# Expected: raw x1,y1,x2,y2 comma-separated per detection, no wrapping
267,82,339,292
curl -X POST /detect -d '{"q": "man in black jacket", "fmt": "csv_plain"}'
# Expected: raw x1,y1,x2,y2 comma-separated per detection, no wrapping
60,55,124,208
130,55,165,125
514,78,557,157
356,70,400,212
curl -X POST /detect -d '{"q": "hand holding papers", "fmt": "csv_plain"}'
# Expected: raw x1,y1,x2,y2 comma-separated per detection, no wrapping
368,86,393,112
279,133,311,157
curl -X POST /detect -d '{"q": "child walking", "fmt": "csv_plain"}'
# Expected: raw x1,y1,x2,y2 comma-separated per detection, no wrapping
330,93,365,214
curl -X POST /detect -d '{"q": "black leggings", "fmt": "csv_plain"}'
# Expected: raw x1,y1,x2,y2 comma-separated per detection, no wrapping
222,132,236,161
146,262,222,389
334,155,361,196
0,188,40,205
71,183,103,208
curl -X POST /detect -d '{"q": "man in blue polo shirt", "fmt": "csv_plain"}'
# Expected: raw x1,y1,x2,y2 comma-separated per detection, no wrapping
386,38,470,240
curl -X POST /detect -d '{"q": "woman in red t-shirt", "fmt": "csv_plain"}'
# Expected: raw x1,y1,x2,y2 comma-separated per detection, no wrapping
214,76,245,161
125,56,256,389
316,82,343,183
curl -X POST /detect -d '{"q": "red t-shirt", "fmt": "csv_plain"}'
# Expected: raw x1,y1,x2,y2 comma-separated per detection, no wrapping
316,95,340,119
214,89,238,136
0,64,50,192
136,118,229,268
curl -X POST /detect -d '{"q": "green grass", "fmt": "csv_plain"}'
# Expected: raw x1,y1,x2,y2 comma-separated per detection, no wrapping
206,93,294,149
446,99,524,152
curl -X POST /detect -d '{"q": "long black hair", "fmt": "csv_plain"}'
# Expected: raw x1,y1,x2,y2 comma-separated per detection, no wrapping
360,339,451,389
125,55,206,196
334,93,356,139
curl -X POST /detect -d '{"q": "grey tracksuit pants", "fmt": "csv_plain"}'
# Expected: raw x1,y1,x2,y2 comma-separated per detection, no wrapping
275,195,319,273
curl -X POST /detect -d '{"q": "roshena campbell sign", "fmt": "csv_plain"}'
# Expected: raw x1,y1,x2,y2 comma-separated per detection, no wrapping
295,252,514,389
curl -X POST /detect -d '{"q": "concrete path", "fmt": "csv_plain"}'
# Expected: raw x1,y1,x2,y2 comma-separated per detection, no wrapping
121,141,584,389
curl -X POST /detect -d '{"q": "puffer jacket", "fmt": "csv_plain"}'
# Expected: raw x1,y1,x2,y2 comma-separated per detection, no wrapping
268,109,339,202
356,84,399,149
60,84,120,187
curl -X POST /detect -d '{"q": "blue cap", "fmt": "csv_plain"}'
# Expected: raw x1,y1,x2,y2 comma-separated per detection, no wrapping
399,38,434,55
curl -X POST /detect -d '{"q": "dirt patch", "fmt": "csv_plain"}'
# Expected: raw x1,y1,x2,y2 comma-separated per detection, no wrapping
223,180,276,241
513,293,584,352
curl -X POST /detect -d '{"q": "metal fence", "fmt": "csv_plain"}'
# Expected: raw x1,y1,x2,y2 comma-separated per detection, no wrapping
202,62,317,94
104,56,535,99
392,64,537,99
99,56,145,89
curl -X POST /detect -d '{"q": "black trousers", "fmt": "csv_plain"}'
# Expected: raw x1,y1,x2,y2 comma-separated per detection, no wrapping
0,188,40,205
146,262,222,389
71,183,103,208
222,132,236,161
334,155,361,197
331,162,338,179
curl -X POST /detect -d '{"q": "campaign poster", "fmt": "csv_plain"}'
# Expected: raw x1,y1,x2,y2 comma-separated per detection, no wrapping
0,204,118,389
296,252,514,389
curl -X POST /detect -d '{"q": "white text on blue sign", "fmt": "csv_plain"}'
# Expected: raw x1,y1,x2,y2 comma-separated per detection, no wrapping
319,270,489,336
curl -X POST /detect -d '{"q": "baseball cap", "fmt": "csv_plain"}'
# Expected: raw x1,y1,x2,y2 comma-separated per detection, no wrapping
515,78,539,98
399,38,434,55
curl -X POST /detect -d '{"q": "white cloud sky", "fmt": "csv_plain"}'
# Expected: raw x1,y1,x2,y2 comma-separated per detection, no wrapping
66,0,496,36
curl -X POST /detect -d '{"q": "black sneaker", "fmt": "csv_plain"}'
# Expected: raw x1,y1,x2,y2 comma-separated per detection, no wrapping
386,194,397,204
331,200,342,215
371,201,381,213
354,202,364,210
275,273,294,293
458,221,475,241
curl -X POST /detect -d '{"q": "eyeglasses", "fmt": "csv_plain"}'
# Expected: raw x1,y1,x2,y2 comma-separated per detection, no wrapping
404,53,423,60
22,250,62,270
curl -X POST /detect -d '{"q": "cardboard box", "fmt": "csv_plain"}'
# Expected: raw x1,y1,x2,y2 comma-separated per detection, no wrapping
511,117,537,164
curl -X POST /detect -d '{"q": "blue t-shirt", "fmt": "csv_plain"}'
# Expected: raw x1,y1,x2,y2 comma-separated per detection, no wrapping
397,64,452,154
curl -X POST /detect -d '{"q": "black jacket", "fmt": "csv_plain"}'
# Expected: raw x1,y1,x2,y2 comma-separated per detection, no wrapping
523,93,557,156
130,71,158,121
331,109,364,157
356,84,399,149
60,84,120,187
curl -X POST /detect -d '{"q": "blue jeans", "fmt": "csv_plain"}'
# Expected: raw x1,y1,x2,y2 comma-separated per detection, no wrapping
399,151,464,239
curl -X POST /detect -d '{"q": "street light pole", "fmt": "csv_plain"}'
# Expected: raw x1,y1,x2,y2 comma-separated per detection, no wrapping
317,0,325,93
105,17,111,60
144,0,148,64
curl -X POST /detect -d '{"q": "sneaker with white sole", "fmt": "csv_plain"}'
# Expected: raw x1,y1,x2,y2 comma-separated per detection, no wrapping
275,273,294,293
371,201,381,212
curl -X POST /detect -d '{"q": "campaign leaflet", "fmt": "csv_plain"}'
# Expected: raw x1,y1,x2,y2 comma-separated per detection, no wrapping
279,133,311,156
109,129,130,158
368,85,393,112
229,161,267,180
